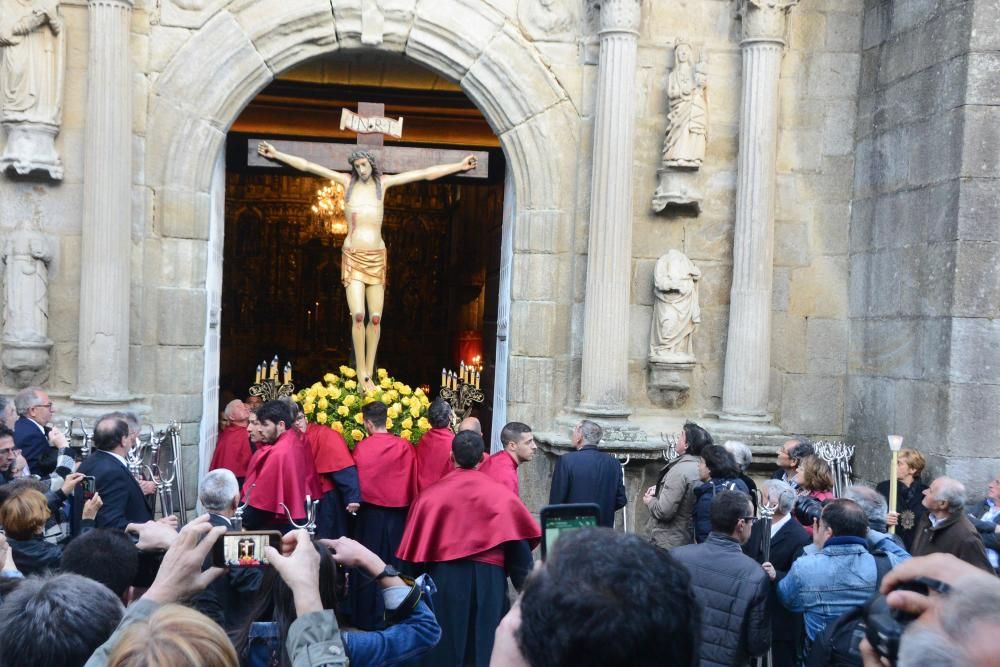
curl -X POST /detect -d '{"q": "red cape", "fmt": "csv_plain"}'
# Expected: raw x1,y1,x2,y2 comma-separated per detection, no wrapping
304,423,356,493
242,429,322,520
479,450,519,495
415,427,455,493
353,432,417,508
210,425,252,477
397,468,541,563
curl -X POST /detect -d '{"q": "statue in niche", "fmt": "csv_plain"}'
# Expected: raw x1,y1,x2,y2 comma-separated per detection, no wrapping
2,218,53,387
649,249,701,364
519,0,577,41
0,0,65,180
662,42,708,168
652,42,707,213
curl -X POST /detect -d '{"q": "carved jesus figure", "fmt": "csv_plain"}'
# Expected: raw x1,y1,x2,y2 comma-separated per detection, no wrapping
258,141,477,391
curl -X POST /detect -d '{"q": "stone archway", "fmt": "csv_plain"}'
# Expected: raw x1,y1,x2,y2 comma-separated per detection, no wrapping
144,0,578,475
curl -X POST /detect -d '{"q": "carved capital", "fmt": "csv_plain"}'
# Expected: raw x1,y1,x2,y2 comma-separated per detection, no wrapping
736,0,799,44
599,0,642,34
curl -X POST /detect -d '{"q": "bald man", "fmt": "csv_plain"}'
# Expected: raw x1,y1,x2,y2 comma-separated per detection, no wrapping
209,400,253,488
458,417,482,435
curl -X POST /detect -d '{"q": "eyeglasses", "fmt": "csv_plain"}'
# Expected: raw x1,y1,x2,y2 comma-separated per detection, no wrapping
0,448,12,455
741,516,757,524
33,403,53,410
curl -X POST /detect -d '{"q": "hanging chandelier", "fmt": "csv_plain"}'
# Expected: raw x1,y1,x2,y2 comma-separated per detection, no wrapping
312,183,348,236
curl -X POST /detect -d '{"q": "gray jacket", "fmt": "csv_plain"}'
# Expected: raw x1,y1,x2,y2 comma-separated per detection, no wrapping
645,454,701,550
672,533,770,667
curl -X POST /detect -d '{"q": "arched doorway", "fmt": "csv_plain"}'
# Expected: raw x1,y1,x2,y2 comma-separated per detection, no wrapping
219,53,507,439
144,1,577,480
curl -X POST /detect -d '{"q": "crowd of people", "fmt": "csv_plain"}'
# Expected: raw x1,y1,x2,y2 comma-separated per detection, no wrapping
0,387,997,666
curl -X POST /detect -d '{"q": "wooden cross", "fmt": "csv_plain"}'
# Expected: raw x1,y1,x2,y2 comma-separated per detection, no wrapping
247,101,489,178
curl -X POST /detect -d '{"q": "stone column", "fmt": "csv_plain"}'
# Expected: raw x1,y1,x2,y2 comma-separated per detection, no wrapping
578,0,642,418
720,0,798,426
74,0,134,403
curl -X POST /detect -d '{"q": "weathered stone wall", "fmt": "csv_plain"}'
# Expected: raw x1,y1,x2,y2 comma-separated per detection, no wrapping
848,0,1000,492
591,0,863,437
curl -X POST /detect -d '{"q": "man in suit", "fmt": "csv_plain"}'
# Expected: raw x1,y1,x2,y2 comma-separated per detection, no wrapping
13,386,70,478
743,479,812,667
77,414,161,530
192,468,262,630
548,420,627,528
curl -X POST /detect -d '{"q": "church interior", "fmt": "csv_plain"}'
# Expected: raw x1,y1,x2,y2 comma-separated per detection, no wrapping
220,53,505,438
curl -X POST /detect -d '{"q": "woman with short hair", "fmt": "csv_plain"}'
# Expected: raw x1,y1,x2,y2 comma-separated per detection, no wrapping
106,604,239,667
877,448,927,551
0,487,101,575
692,445,749,543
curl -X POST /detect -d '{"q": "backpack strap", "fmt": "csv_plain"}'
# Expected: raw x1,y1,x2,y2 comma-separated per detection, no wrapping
871,549,892,588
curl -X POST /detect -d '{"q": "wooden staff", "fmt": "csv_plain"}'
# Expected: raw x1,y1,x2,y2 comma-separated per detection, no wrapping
887,435,903,535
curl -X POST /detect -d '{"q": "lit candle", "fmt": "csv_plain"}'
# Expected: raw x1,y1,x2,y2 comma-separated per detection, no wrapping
255,364,261,384
284,362,292,384
441,368,447,388
475,371,480,389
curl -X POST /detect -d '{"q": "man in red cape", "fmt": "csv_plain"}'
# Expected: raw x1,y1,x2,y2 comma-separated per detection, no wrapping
397,430,540,667
349,400,417,629
479,421,536,495
209,399,253,488
415,398,454,493
296,411,361,540
240,400,321,532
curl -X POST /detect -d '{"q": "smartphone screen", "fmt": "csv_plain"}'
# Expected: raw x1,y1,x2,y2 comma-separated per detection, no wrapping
211,530,282,568
540,503,600,559
81,476,97,499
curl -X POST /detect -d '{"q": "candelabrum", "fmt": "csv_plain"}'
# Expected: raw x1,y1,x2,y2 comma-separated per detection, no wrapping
63,418,94,458
661,431,680,461
233,484,255,532
281,496,319,536
250,355,296,402
814,440,856,498
440,381,485,434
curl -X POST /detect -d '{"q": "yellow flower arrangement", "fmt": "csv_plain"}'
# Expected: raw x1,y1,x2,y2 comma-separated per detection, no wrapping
296,367,434,449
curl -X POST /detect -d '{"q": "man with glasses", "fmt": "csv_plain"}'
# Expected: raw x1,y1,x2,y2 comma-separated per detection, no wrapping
0,426,17,484
670,489,772,666
13,386,68,477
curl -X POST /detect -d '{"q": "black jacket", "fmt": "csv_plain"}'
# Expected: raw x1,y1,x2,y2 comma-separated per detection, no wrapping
875,478,927,551
8,519,95,576
693,478,749,543
672,532,771,667
743,517,812,667
548,446,626,528
77,450,153,530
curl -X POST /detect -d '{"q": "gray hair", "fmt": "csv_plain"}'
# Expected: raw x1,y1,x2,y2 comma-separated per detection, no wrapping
935,477,967,513
787,437,815,464
723,440,753,472
108,410,140,433
0,573,124,666
13,387,44,417
199,468,240,513
761,479,796,515
578,420,603,447
898,573,1000,667
843,485,888,526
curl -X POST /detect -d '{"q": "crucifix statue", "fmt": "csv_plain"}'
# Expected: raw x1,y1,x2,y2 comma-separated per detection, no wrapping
257,103,477,392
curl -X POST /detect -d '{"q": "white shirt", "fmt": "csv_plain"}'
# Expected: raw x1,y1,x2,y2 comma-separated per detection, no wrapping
771,513,792,539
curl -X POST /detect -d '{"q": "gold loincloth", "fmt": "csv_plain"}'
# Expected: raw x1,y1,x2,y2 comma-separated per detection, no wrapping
341,247,387,287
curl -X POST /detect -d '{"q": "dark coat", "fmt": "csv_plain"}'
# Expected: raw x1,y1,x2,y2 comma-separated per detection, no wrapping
743,517,812,667
548,446,627,528
672,533,771,667
911,510,993,572
967,500,1000,566
14,416,57,477
876,478,927,551
77,450,153,530
192,513,263,630
693,477,750,543
9,519,95,576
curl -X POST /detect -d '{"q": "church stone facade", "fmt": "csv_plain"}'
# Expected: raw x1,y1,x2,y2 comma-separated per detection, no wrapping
0,0,996,518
